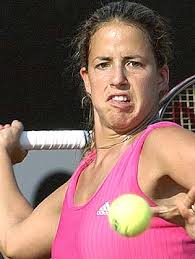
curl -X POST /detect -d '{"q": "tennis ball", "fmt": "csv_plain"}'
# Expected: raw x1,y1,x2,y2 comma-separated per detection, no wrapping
108,194,152,237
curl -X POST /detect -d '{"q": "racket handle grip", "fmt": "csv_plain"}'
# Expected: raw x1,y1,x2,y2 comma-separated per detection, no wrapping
19,130,89,150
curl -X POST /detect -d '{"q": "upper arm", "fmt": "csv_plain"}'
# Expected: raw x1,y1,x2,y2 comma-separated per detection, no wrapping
5,180,70,259
147,126,195,190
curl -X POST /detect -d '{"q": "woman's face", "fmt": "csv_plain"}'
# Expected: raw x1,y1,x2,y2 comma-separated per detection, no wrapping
80,21,169,133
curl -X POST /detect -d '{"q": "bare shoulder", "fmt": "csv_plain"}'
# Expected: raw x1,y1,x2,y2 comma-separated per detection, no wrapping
143,125,195,189
146,124,195,146
6,179,70,259
145,125,195,160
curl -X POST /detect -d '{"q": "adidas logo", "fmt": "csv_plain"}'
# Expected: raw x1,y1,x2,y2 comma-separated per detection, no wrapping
96,202,110,216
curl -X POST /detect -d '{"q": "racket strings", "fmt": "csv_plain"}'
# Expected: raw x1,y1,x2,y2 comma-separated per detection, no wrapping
161,83,195,132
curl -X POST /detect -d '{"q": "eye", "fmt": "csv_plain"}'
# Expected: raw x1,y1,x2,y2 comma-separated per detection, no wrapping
126,61,142,68
95,62,110,70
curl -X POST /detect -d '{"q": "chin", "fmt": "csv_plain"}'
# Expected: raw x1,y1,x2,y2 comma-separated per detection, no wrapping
109,118,136,134
109,113,146,134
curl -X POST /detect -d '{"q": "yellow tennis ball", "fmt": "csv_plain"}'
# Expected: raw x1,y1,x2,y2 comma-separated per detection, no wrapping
108,194,152,237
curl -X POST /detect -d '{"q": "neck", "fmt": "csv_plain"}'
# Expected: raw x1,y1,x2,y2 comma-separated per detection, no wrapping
93,124,139,151
92,110,159,151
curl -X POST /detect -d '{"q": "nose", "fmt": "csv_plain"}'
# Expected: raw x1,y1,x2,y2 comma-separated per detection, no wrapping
109,65,129,89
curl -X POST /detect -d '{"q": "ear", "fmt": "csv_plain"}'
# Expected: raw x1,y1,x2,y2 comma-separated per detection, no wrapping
157,65,169,99
80,67,91,95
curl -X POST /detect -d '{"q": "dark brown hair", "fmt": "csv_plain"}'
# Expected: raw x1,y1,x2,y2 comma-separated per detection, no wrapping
72,1,173,79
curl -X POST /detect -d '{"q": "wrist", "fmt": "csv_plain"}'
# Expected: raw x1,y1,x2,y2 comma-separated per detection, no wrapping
0,147,12,162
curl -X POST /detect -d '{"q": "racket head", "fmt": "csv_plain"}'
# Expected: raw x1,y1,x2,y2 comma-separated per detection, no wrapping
159,75,195,132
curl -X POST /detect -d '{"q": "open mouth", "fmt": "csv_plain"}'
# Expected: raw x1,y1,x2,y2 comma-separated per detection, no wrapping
108,95,132,110
111,95,130,102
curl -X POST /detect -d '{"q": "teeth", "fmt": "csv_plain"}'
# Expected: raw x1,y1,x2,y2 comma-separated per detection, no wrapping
112,96,128,101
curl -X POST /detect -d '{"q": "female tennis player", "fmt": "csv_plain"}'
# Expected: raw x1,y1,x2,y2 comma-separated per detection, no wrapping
0,1,194,258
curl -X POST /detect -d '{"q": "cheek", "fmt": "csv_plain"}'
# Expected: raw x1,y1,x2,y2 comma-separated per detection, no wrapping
89,78,107,98
90,86,105,108
133,78,159,106
88,68,110,87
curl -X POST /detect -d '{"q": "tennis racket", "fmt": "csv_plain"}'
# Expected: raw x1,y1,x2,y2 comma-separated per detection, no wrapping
20,75,195,150
159,74,195,131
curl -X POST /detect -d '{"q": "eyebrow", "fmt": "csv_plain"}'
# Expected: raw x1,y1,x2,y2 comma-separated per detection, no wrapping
93,55,143,62
92,57,112,62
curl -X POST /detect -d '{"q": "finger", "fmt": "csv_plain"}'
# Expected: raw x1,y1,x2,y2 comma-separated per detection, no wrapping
175,195,195,220
177,202,195,220
151,206,167,216
183,186,195,208
151,205,178,218
11,120,24,133
3,124,11,129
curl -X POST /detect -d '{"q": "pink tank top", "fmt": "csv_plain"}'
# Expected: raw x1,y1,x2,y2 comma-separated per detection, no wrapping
52,122,195,258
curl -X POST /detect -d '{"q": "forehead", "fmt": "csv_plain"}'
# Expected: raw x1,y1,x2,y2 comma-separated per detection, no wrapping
89,21,153,59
